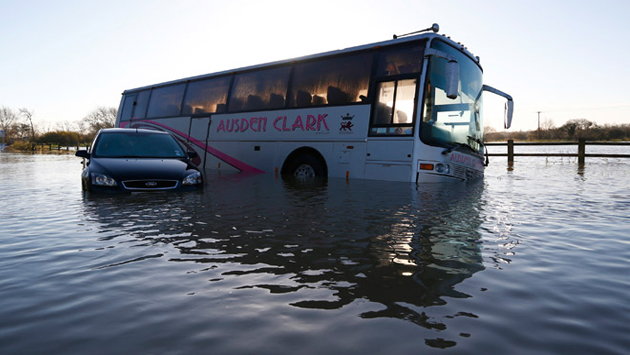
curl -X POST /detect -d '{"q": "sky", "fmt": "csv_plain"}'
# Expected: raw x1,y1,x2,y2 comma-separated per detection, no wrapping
1,0,629,132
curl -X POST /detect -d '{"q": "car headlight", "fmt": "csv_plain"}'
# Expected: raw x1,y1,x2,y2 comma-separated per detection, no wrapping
182,171,202,186
91,172,118,187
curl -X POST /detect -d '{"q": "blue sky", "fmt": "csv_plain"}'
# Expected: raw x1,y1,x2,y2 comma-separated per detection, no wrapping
1,0,628,132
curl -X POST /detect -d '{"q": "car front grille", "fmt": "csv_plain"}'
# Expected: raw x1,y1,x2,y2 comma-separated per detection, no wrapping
122,180,179,190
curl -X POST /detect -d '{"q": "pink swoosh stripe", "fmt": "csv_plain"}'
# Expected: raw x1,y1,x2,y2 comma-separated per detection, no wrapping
122,119,265,173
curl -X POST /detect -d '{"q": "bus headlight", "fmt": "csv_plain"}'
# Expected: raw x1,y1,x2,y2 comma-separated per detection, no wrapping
435,163,450,174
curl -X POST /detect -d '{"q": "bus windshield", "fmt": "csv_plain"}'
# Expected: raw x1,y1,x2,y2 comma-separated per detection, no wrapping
421,40,484,153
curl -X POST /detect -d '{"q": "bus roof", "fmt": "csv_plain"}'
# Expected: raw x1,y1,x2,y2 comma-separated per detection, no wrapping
122,31,479,94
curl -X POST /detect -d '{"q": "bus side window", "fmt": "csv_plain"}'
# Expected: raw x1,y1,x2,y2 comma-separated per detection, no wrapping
182,77,230,116
147,84,186,118
246,95,263,111
228,66,290,113
269,93,284,108
133,90,150,119
295,90,312,106
327,86,352,105
370,79,416,136
376,43,426,77
372,81,395,125
289,53,372,108
120,94,136,122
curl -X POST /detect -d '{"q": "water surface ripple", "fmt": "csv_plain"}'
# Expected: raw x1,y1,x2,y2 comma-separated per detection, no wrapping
0,152,628,354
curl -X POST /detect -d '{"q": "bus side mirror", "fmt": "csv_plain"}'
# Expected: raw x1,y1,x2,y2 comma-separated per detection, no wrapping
424,48,459,99
505,100,514,129
446,60,459,99
482,84,514,129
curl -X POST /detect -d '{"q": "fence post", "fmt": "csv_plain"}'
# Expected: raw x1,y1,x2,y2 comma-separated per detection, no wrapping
507,139,514,164
578,139,586,165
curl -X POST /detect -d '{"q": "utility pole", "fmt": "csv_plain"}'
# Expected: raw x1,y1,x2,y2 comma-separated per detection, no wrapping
537,111,542,139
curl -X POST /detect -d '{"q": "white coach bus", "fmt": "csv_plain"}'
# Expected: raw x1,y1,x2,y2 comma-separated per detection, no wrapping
116,24,513,182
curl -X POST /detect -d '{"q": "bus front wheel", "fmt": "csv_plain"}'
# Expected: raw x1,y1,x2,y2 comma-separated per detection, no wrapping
285,154,326,181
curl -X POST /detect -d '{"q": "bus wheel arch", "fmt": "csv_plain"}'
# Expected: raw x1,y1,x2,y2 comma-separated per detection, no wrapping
281,148,328,180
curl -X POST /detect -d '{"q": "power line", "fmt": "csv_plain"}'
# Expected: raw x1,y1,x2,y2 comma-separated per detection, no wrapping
531,104,630,114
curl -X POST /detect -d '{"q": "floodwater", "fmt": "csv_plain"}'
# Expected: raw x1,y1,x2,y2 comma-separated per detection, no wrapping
0,151,628,354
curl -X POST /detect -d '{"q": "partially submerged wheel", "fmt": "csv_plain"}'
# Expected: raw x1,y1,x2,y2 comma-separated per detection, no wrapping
285,154,326,181
294,163,316,179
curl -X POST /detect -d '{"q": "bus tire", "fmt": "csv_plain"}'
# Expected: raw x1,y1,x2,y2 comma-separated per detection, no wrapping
285,154,326,181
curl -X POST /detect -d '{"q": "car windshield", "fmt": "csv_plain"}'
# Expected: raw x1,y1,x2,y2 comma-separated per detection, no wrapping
93,132,187,158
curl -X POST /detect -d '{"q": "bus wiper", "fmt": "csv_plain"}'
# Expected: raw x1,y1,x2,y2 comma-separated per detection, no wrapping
441,142,479,155
467,135,484,146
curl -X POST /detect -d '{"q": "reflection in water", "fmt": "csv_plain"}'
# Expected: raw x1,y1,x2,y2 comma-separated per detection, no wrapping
4,153,628,353
81,174,486,344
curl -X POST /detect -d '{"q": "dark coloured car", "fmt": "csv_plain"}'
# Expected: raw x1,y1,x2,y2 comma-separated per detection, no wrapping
76,128,203,193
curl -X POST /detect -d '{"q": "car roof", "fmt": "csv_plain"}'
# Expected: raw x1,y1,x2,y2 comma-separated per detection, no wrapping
98,128,169,135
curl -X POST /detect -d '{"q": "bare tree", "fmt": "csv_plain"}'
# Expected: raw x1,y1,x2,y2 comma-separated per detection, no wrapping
75,119,89,134
18,108,35,141
83,107,117,136
541,118,555,131
540,118,556,139
38,121,56,134
0,106,20,143
484,125,497,135
560,118,595,140
0,106,19,137
55,120,78,132
15,123,31,139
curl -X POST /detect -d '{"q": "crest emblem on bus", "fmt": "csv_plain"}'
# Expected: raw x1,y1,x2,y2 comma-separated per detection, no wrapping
340,114,354,132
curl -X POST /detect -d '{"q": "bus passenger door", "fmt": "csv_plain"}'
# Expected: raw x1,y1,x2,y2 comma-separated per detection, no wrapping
365,79,417,181
189,116,211,170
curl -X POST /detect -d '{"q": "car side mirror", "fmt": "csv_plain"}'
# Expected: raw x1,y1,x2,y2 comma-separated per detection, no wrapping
76,150,90,159
187,150,198,159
